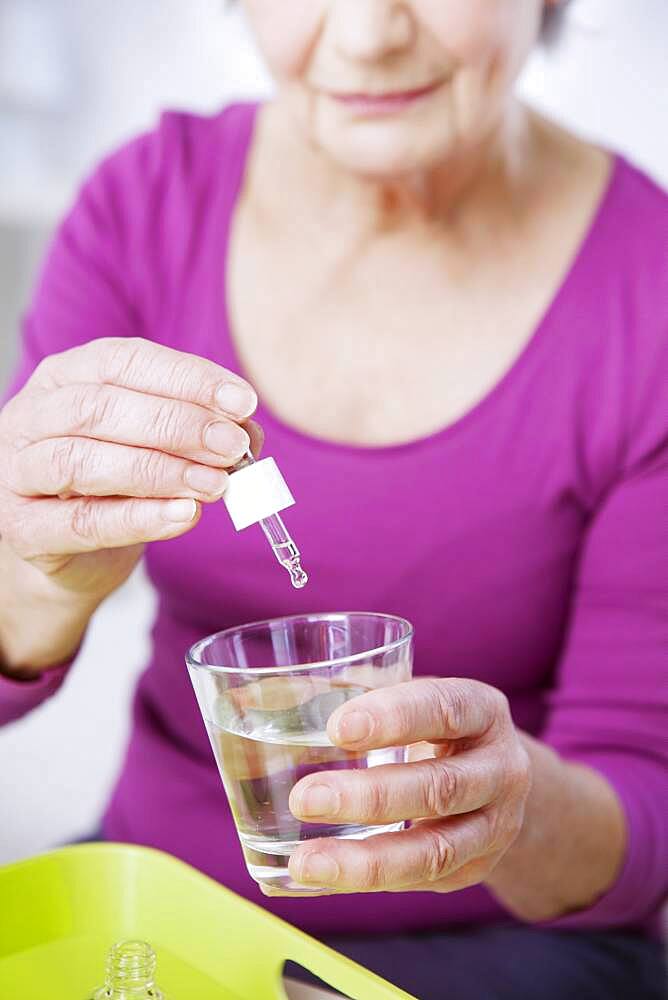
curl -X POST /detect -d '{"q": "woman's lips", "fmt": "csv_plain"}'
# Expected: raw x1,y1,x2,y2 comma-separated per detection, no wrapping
325,79,445,116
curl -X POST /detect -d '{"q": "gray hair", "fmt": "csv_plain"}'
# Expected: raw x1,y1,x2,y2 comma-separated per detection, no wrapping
542,1,574,45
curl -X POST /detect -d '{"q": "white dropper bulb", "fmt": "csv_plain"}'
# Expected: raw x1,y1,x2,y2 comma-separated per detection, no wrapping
224,450,308,589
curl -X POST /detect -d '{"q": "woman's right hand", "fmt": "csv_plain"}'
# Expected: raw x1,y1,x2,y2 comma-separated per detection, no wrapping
0,337,262,607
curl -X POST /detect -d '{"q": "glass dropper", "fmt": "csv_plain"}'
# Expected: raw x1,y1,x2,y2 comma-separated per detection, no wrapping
233,450,309,590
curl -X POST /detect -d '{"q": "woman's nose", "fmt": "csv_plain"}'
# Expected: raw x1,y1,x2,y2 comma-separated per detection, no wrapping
330,0,415,64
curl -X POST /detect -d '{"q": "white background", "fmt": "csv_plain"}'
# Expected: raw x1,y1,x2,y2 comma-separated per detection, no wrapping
1,0,667,864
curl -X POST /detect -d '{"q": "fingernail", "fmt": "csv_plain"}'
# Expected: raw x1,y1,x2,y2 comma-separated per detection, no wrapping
164,498,197,523
216,383,257,418
185,465,229,496
296,852,339,885
205,421,250,458
297,784,339,818
336,710,373,745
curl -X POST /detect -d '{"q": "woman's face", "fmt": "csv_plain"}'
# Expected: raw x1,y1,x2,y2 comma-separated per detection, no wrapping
243,0,553,177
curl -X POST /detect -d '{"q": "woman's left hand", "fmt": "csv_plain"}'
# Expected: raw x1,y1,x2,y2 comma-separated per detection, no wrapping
284,678,532,895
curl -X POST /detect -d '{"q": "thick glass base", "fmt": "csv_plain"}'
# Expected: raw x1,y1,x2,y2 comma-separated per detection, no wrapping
241,823,404,895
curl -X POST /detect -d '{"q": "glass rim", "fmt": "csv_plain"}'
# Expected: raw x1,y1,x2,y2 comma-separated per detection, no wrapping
185,610,414,676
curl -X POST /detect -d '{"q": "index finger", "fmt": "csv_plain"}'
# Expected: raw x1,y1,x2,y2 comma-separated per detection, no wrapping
327,678,503,750
30,337,257,418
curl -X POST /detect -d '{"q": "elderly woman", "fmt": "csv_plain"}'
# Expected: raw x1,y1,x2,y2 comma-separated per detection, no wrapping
0,2,665,997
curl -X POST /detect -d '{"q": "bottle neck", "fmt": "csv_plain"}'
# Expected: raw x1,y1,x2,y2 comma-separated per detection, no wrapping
104,940,158,999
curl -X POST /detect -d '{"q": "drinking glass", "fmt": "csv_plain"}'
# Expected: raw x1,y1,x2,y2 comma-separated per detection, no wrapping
186,612,414,895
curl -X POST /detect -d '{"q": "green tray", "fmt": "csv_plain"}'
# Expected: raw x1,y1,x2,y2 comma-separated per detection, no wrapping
0,843,416,1000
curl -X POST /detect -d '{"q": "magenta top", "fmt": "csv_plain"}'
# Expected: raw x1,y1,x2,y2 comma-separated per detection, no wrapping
2,104,667,936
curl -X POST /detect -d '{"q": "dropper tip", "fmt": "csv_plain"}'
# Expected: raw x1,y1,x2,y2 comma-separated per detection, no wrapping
287,559,309,589
290,569,309,590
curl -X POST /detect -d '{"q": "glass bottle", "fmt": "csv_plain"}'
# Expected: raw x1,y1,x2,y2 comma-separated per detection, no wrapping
88,940,166,999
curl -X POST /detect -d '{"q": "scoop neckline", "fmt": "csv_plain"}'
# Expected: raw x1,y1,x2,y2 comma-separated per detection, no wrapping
215,101,623,459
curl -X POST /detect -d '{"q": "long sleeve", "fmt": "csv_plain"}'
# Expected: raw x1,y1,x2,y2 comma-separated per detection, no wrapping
0,664,72,727
0,136,148,724
539,397,668,928
1,135,148,407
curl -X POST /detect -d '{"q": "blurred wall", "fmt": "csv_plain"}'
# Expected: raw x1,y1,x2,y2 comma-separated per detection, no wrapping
1,0,667,864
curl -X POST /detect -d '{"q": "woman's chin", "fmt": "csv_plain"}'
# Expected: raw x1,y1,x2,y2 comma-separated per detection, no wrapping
316,122,448,179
